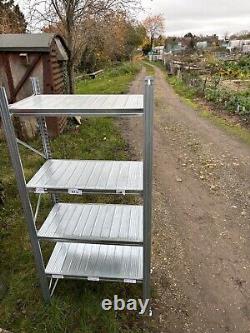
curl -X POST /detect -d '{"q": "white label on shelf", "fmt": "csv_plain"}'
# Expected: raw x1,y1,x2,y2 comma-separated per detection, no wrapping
87,276,99,281
52,275,64,279
116,189,125,195
35,187,45,193
68,188,83,195
124,279,137,284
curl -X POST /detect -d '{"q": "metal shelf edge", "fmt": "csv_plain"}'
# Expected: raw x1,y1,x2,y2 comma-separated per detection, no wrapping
29,188,143,195
10,111,144,117
45,274,143,283
38,235,143,246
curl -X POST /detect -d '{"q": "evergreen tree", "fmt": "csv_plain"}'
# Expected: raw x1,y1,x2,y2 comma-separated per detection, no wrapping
0,0,27,33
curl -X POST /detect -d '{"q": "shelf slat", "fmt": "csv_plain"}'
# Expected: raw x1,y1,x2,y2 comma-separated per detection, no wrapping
38,203,143,245
27,159,143,194
9,94,144,116
45,242,143,282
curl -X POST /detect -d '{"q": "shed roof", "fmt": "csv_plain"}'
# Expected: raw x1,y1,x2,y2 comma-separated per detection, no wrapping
0,33,68,53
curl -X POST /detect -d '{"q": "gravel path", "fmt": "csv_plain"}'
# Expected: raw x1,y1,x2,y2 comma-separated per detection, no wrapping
118,65,250,333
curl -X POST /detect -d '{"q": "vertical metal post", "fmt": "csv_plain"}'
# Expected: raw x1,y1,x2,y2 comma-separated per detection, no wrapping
143,77,154,308
30,77,52,159
0,87,51,302
37,116,52,160
30,77,58,204
30,76,41,95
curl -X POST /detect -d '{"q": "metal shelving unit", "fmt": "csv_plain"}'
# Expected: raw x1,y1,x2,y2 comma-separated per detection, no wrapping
0,76,153,307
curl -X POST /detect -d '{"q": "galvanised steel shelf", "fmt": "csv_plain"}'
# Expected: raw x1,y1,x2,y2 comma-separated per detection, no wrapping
27,159,143,195
9,94,144,116
45,242,143,283
0,76,153,308
38,203,143,246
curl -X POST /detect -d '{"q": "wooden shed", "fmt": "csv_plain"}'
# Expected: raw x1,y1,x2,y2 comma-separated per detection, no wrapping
0,33,70,138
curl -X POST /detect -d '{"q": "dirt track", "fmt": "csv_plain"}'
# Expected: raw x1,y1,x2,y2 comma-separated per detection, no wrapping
119,65,250,333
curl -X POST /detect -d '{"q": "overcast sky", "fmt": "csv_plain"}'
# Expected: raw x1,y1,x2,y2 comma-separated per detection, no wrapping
141,0,250,37
16,0,250,37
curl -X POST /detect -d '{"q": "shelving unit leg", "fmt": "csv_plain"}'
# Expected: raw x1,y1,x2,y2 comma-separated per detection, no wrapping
143,77,154,309
0,88,51,302
31,77,58,204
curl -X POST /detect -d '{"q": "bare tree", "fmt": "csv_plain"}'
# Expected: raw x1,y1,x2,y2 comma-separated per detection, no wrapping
26,0,141,93
143,14,165,50
223,32,230,41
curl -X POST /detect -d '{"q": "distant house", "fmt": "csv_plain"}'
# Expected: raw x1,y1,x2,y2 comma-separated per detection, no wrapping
196,41,208,49
153,46,164,54
195,35,219,49
149,45,165,61
242,44,250,54
182,34,219,50
227,39,250,53
165,34,220,54
242,40,250,53
227,40,242,51
0,33,69,138
165,38,185,53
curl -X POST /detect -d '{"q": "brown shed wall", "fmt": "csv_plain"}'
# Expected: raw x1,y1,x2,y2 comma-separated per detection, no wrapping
0,52,43,138
44,40,67,137
0,37,68,139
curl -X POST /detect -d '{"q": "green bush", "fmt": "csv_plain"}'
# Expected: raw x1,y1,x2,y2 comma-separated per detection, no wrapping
177,68,250,117
205,86,250,116
107,62,141,77
219,55,250,79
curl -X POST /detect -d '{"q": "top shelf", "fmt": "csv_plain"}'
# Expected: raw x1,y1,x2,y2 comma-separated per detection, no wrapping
9,94,144,116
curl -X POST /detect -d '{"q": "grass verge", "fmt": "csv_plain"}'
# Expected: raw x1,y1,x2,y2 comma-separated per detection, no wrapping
0,62,149,333
76,62,141,94
142,62,155,76
200,109,250,146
